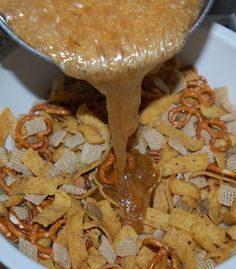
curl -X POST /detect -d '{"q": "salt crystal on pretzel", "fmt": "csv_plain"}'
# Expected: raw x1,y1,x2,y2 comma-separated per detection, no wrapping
54,149,77,174
168,138,189,156
25,194,47,206
226,121,236,135
24,116,47,136
64,132,85,149
80,143,104,165
220,112,236,123
52,242,71,269
49,129,67,147
6,149,27,173
19,237,38,261
98,235,117,264
0,194,9,202
218,184,236,207
4,175,17,186
143,127,164,150
189,176,208,188
12,206,29,220
116,237,139,257
60,184,86,196
153,229,165,240
0,147,8,165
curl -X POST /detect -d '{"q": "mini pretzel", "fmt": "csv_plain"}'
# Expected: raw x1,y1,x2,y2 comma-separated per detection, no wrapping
196,118,231,152
181,86,214,108
168,106,202,128
207,164,236,179
0,167,16,195
142,238,180,269
30,104,72,116
0,216,18,243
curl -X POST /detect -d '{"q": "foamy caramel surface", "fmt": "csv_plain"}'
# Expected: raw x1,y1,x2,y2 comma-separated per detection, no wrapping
0,0,202,227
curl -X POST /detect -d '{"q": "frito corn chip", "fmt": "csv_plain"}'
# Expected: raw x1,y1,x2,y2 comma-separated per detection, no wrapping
76,104,110,141
206,241,236,264
169,208,199,232
135,246,155,269
67,210,88,269
153,181,169,213
169,178,200,201
21,148,48,177
53,242,71,269
97,200,121,239
143,207,169,231
192,171,236,184
87,247,107,268
162,153,208,177
10,176,58,196
140,94,180,126
163,227,197,269
214,152,227,170
155,119,204,151
77,124,105,144
33,191,71,227
200,105,226,118
195,145,215,164
122,256,136,269
0,108,15,146
4,195,24,207
190,218,225,252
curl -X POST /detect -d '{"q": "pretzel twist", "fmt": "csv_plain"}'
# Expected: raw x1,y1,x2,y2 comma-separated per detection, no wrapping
142,238,180,269
30,104,72,116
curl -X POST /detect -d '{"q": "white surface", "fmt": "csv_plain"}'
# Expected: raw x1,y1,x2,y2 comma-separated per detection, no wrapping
0,22,236,269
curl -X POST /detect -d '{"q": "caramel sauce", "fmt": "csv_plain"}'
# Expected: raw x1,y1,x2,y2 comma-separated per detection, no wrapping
102,151,159,232
0,0,202,229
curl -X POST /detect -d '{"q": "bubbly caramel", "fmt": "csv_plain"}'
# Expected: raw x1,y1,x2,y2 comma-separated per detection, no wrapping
0,0,202,228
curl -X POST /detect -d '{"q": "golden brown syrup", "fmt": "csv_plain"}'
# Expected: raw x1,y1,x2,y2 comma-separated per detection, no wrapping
0,0,202,227
102,151,159,232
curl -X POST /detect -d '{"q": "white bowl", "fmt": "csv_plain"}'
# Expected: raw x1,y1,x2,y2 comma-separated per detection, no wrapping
0,22,236,269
